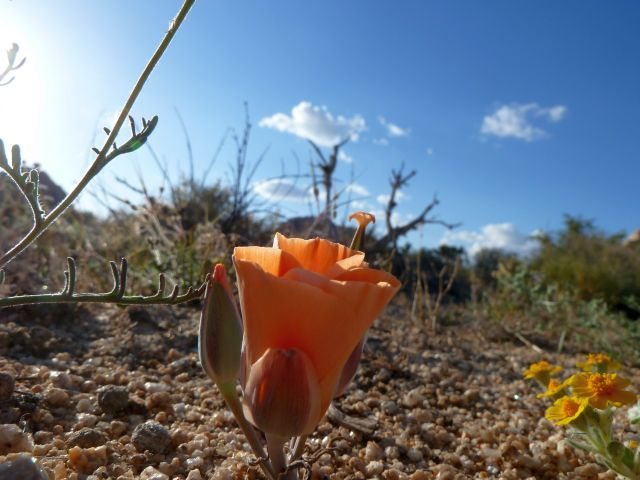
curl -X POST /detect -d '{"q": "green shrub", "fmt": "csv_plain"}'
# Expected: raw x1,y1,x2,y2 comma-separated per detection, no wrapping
533,216,640,317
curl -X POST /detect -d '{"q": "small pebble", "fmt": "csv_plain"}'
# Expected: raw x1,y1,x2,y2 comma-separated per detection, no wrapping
76,398,92,413
139,466,169,480
0,423,34,454
0,454,48,480
45,387,69,408
66,428,108,448
0,372,15,401
97,385,129,413
132,421,172,454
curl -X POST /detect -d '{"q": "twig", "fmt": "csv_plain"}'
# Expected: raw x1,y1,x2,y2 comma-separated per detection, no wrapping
502,325,544,354
0,0,195,269
0,43,26,86
0,257,207,308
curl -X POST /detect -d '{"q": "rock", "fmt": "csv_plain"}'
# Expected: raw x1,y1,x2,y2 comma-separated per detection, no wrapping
403,388,424,408
132,421,172,454
0,424,34,454
139,466,170,480
68,445,108,474
382,400,399,415
0,454,48,480
97,385,129,413
66,427,108,448
45,387,69,408
365,441,384,461
0,372,15,401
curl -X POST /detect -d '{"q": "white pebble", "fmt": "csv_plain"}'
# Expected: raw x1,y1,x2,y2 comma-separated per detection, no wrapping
139,466,169,480
186,468,203,479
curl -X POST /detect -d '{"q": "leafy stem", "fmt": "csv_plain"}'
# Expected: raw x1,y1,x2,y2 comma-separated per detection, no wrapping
0,257,208,308
0,0,195,270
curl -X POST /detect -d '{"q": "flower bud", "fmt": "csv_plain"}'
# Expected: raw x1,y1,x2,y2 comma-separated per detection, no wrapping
242,348,321,438
334,337,365,398
199,264,243,390
349,211,375,250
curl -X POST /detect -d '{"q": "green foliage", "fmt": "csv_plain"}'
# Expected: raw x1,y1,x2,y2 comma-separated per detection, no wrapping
471,248,517,295
485,259,640,366
533,215,640,317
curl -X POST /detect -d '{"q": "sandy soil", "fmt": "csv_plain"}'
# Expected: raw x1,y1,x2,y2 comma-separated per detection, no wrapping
0,300,637,479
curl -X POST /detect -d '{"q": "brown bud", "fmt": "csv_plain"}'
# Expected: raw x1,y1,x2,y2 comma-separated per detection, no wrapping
243,348,321,438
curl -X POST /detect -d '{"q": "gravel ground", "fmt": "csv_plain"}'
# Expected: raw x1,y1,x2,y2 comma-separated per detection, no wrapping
0,300,638,479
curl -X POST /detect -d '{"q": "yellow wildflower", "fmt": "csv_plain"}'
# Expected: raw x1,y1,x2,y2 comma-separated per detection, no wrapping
545,396,589,425
523,360,563,383
537,378,568,399
576,353,621,372
569,373,637,409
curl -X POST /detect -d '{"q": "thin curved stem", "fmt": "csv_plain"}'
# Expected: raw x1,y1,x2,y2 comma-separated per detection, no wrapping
0,0,195,269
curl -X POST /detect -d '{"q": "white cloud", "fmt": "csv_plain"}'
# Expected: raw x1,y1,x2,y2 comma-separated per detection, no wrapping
378,116,410,137
259,101,366,147
338,151,353,164
480,103,568,141
426,147,434,156
376,191,407,205
253,178,311,202
345,183,369,196
440,223,540,256
373,137,389,146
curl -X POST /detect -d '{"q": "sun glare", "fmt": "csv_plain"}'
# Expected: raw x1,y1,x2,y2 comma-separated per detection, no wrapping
0,22,45,165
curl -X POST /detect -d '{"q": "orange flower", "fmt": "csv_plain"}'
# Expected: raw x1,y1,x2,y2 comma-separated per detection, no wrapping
545,396,589,425
576,353,621,373
569,373,637,409
523,360,562,383
537,378,568,399
234,232,400,436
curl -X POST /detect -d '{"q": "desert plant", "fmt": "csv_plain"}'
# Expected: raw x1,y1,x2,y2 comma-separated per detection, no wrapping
0,0,202,309
533,215,640,317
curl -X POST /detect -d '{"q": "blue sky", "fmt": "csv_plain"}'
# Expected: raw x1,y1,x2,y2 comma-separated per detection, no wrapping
1,1,639,254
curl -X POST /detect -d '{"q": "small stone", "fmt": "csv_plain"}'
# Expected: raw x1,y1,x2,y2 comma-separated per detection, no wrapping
365,441,385,461
403,388,424,408
0,372,15,401
0,454,48,480
381,400,399,415
366,460,384,476
97,385,129,414
45,387,69,408
0,423,34,454
132,421,172,454
186,469,203,480
66,428,108,448
407,448,424,463
409,470,431,480
49,371,73,389
139,466,170,480
67,445,108,474
76,397,92,413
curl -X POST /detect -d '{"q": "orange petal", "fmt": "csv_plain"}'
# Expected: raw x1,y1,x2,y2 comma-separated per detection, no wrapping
233,257,399,411
274,233,362,275
233,246,300,277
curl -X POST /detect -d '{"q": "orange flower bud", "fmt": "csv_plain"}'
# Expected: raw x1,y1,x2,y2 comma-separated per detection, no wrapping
234,233,400,432
242,348,321,438
199,264,243,390
349,211,376,250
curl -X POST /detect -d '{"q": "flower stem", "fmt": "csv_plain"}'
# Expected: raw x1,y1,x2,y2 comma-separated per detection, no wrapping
219,386,275,479
0,0,195,269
